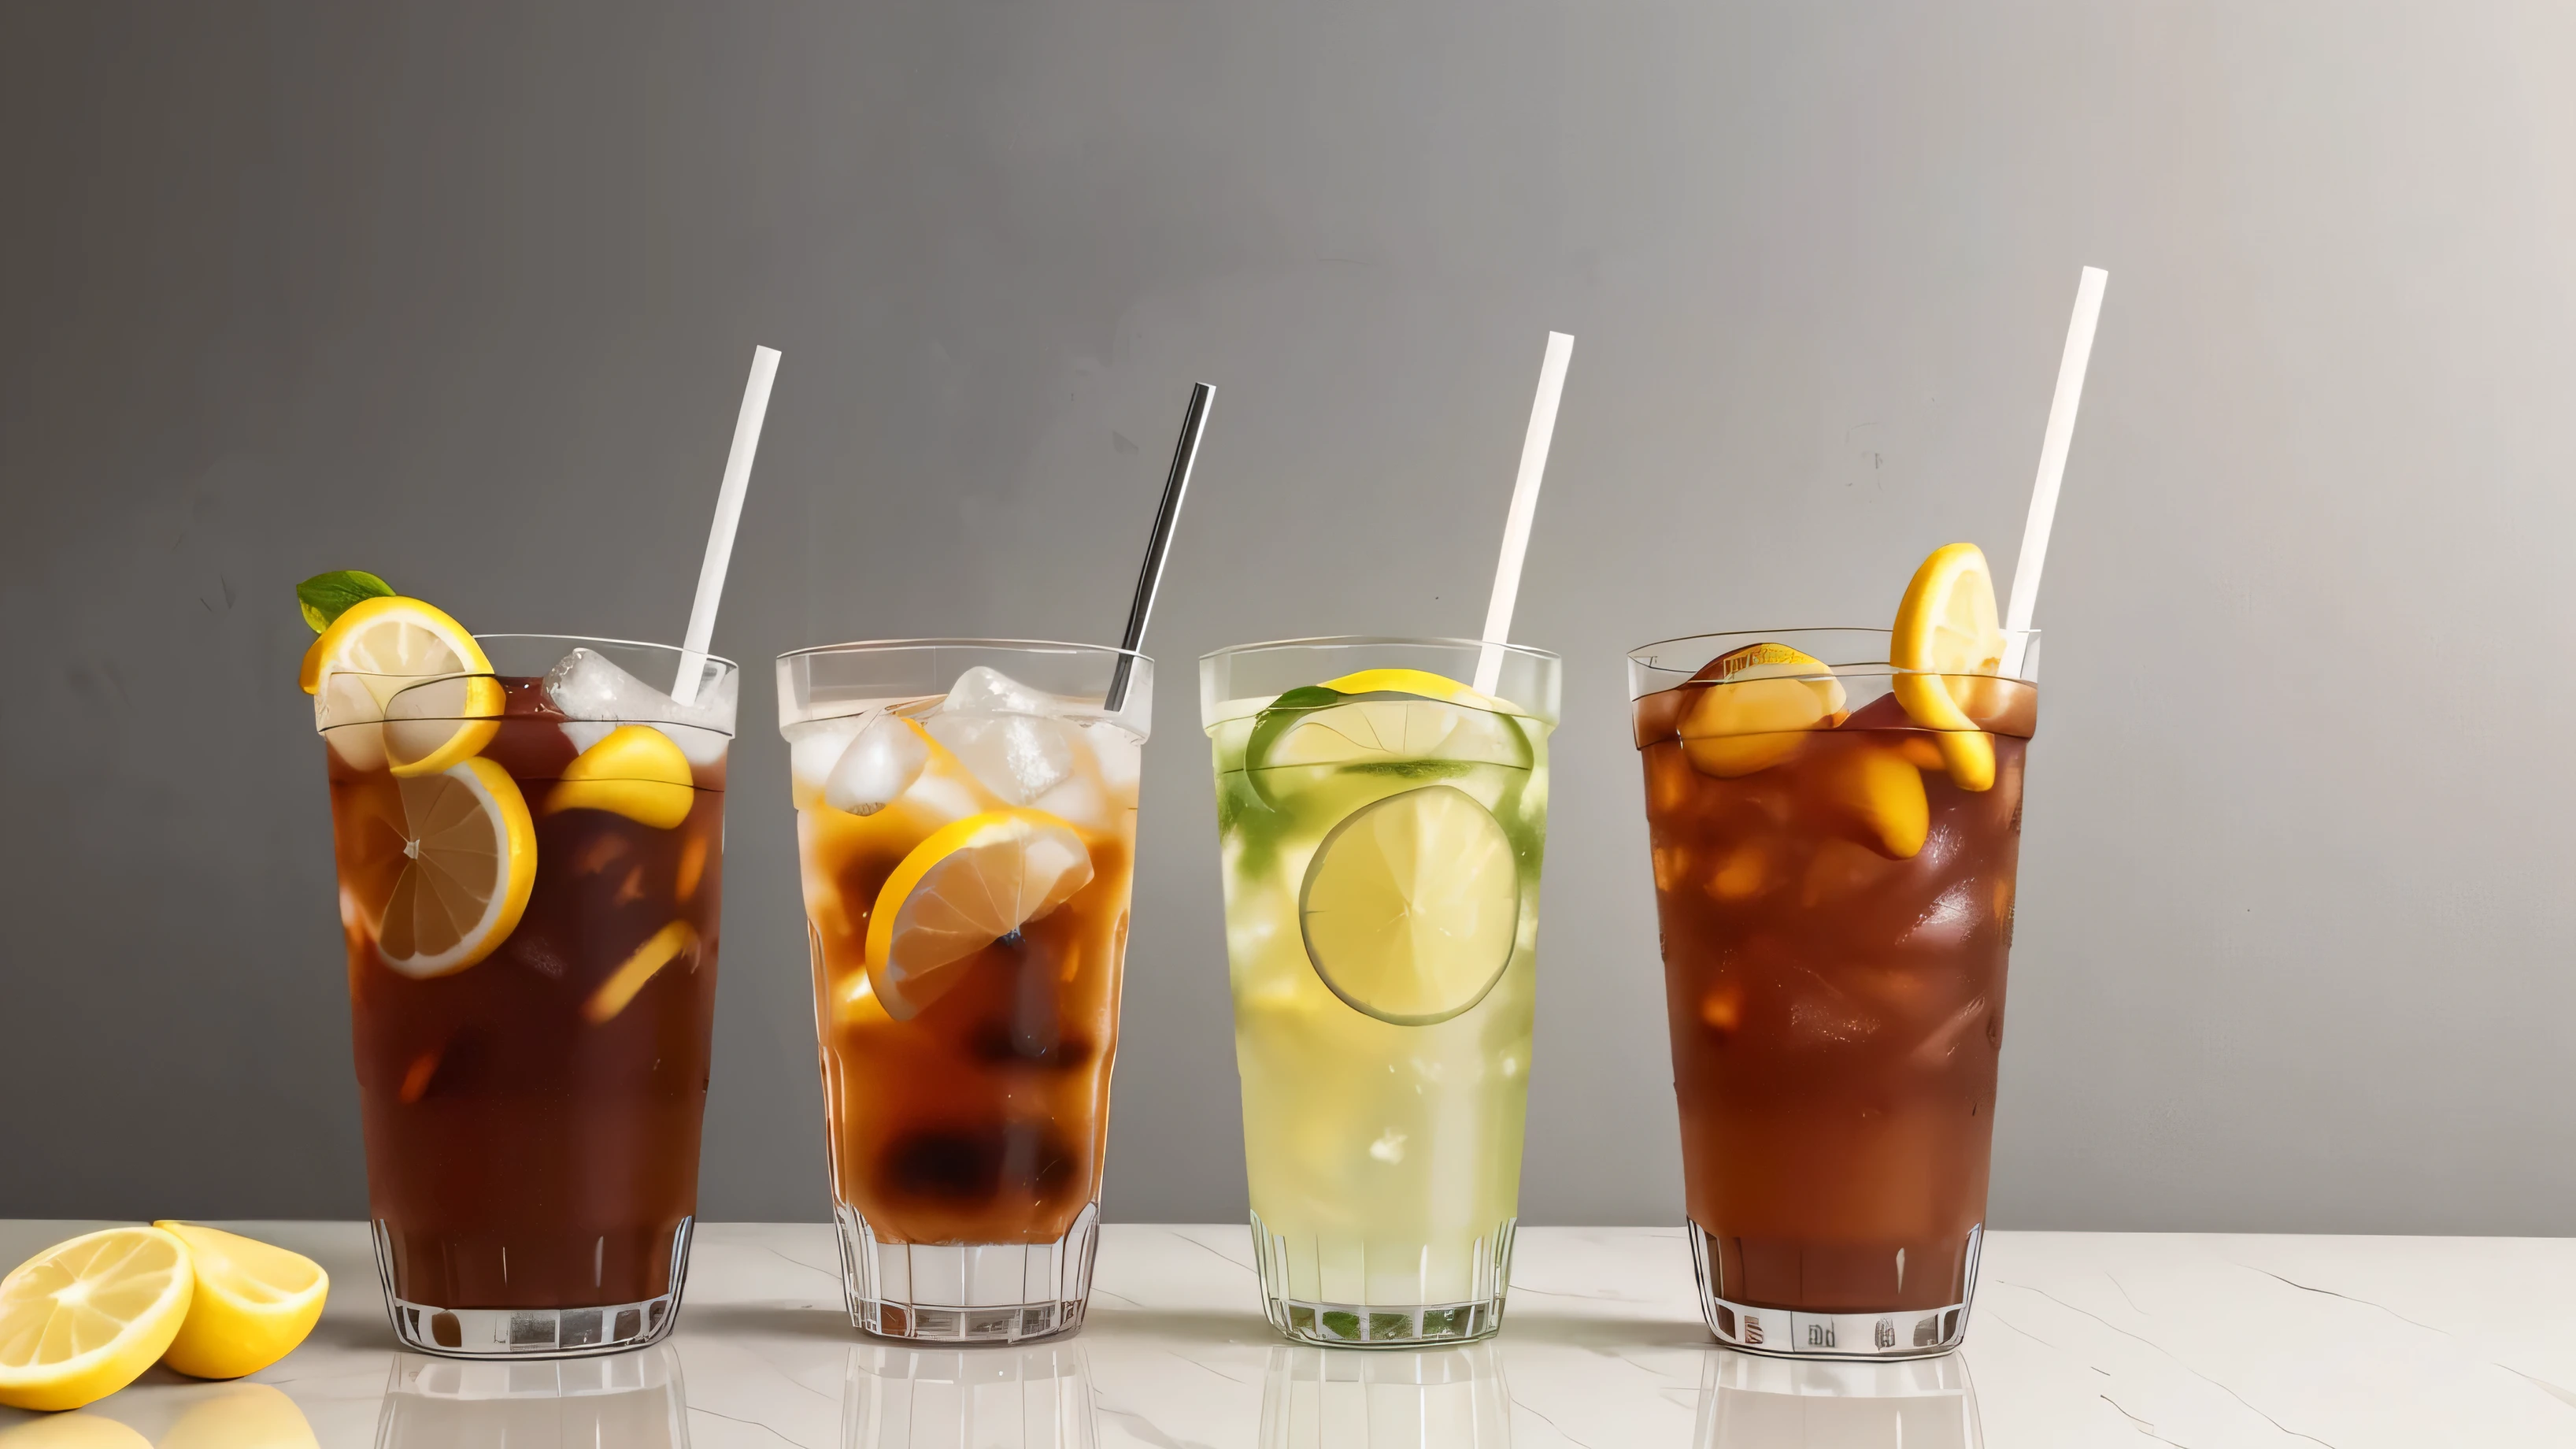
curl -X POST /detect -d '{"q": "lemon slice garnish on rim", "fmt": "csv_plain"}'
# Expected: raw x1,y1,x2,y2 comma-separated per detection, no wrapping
338,755,538,978
864,809,1094,1021
1890,542,2008,791
0,1226,195,1412
305,595,503,777
545,724,698,829
150,1223,328,1381
1298,784,1522,1025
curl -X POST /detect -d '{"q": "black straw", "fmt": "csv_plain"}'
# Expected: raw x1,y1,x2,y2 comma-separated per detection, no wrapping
1106,382,1213,713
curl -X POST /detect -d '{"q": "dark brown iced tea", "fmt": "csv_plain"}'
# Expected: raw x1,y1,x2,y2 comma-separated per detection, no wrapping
1632,635,2034,1358
325,659,727,1357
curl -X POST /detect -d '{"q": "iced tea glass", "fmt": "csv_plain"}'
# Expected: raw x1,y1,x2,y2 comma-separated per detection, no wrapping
779,640,1150,1343
1627,628,2037,1360
322,635,735,1358
1203,638,1558,1347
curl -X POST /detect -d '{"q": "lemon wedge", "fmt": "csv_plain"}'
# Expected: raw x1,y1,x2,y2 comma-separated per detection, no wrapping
0,1227,194,1412
339,756,538,978
544,725,697,829
1891,543,2008,791
1298,784,1522,1025
305,597,502,777
1677,642,1849,778
149,1225,328,1381
1825,743,1929,858
864,809,1094,1020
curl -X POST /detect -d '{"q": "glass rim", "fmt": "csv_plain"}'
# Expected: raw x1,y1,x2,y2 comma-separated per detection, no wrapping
776,636,1150,665
1199,633,1560,665
1627,626,2038,680
473,632,739,671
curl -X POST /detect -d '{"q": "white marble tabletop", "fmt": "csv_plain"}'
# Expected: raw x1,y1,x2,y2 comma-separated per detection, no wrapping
3,1221,2574,1447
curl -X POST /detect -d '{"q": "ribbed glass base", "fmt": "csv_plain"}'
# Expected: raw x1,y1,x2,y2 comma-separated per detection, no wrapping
371,1218,692,1360
1688,1221,1978,1361
835,1201,1100,1343
1249,1212,1515,1347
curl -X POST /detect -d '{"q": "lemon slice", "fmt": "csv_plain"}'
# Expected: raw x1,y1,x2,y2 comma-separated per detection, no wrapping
1678,643,1849,778
0,1227,194,1412
149,1224,328,1381
544,724,697,829
305,597,502,778
864,809,1094,1020
1891,543,2007,791
1315,669,1502,708
342,756,538,978
1299,784,1522,1025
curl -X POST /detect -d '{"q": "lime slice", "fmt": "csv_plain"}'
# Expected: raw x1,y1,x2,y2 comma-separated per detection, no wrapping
1298,784,1522,1025
1243,677,1531,810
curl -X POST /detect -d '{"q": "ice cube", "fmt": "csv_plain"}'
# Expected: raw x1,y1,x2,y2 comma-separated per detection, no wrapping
927,712,1074,805
942,665,1067,717
1031,769,1114,835
545,647,738,766
1084,723,1142,795
826,713,930,816
785,715,867,797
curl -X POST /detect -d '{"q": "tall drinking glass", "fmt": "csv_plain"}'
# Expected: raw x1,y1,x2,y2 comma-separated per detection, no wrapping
321,634,735,1358
1202,637,1559,1347
1627,628,2037,1359
778,640,1150,1343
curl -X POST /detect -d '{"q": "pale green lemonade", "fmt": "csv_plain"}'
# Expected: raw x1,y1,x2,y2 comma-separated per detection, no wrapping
1205,658,1553,1345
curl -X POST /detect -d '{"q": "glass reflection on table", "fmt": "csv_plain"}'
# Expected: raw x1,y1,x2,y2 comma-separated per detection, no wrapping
373,1342,689,1448
1260,1343,1511,1449
1694,1350,1980,1449
842,1342,1096,1449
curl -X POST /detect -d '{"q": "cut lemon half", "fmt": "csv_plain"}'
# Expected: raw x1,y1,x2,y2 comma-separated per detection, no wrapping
1299,784,1521,1025
1678,642,1849,779
864,809,1093,1021
305,596,502,777
0,1226,194,1412
1891,543,2007,791
150,1224,328,1380
544,724,697,829
341,756,538,978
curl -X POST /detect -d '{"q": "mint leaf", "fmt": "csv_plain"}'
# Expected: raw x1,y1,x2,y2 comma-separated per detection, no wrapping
296,570,394,633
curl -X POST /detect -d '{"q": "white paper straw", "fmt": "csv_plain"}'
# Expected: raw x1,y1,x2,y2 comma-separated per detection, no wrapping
2001,269,2106,676
673,344,780,705
1473,331,1575,696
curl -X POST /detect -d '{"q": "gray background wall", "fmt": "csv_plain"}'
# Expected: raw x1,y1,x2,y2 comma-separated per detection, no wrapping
6,1,2574,1235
